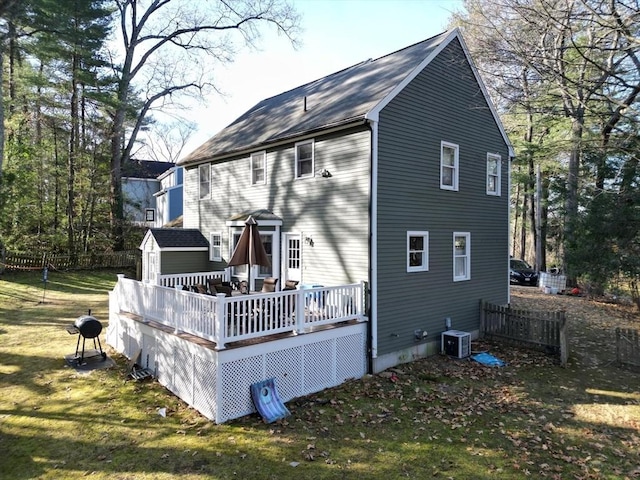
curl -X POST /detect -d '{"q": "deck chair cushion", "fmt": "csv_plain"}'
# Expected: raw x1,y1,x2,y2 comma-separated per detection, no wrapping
261,277,278,293
209,284,233,297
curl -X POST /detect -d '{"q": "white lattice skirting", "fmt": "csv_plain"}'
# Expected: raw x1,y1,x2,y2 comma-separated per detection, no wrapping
106,314,368,423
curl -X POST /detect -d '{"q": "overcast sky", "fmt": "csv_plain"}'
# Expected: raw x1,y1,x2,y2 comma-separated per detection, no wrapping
174,0,462,159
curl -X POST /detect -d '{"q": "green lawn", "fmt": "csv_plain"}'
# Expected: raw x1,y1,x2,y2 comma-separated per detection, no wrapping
0,271,638,479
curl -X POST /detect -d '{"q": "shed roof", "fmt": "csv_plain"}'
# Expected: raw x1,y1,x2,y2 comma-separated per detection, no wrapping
147,228,208,249
179,30,455,166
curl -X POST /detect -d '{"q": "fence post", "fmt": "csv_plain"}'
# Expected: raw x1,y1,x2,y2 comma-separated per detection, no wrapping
479,300,486,338
559,311,568,367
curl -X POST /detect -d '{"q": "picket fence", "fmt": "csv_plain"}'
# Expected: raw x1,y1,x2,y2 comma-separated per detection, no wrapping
480,300,569,366
616,327,640,371
0,249,138,272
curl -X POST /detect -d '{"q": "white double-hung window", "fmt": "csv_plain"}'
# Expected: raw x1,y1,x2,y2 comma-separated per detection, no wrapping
209,233,222,261
453,232,471,281
440,141,459,191
199,164,211,200
486,153,501,195
251,151,266,185
407,231,429,272
295,140,314,178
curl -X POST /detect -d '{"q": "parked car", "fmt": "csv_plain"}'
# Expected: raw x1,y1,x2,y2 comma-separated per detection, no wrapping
510,259,539,286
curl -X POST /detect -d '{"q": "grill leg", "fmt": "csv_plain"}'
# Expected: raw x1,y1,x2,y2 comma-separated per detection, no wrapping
95,336,106,360
79,337,87,365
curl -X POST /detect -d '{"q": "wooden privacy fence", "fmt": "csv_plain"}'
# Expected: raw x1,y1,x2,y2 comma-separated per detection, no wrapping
0,249,139,272
480,300,569,366
616,328,640,371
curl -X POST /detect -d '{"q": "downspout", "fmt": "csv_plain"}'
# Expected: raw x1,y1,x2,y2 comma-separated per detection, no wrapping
508,154,514,304
369,119,379,365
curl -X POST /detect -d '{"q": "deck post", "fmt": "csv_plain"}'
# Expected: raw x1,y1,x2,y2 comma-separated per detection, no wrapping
173,289,182,334
295,289,306,334
214,293,227,350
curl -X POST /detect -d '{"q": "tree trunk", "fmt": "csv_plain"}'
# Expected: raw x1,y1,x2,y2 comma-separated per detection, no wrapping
563,114,584,277
68,52,80,257
110,111,125,251
0,44,4,179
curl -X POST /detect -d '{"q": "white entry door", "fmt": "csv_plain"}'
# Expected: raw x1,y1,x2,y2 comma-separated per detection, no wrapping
282,233,302,283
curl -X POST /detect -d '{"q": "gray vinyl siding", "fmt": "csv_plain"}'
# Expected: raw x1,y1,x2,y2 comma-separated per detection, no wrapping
375,38,510,356
160,251,210,274
183,126,371,286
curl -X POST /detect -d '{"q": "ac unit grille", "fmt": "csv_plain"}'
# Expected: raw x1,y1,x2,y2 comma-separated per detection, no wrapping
441,330,471,358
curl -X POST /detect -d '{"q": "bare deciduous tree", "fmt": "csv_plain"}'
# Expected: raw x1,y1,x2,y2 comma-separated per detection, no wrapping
108,0,300,250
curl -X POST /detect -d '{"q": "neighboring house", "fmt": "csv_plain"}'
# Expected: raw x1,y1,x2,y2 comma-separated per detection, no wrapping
153,165,184,228
175,28,514,373
122,160,175,226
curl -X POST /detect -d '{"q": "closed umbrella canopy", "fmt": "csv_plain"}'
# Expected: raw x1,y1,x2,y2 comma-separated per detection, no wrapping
228,216,270,291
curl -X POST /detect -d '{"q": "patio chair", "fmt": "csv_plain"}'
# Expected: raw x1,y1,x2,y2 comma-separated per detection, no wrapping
261,277,278,293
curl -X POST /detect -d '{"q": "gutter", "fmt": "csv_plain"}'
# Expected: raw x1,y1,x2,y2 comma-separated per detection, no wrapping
178,118,368,168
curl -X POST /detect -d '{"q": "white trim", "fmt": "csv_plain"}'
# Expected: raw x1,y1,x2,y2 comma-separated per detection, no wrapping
453,232,471,282
209,232,222,261
250,151,267,185
486,153,501,196
159,247,208,252
407,231,429,272
294,139,315,179
440,141,459,191
370,121,379,360
365,28,514,157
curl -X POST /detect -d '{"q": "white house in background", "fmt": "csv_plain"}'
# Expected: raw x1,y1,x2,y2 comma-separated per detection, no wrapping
153,165,184,228
122,160,175,226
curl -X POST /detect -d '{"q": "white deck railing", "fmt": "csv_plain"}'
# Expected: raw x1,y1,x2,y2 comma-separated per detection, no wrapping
156,270,228,288
112,275,367,349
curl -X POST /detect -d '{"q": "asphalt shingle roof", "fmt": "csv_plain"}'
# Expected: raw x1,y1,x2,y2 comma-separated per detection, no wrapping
178,30,452,166
149,228,208,248
123,160,174,179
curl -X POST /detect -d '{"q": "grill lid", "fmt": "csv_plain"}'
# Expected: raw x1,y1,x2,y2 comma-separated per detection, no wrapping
74,315,102,338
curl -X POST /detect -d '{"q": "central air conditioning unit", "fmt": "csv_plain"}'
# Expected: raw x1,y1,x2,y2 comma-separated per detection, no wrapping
441,330,471,358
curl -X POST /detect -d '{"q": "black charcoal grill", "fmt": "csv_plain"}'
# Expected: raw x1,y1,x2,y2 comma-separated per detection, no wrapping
67,310,106,365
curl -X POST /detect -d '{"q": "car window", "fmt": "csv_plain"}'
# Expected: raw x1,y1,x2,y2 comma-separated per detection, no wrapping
510,259,531,269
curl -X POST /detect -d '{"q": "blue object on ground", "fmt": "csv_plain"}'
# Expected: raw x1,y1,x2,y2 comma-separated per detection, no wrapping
471,352,506,367
250,378,290,423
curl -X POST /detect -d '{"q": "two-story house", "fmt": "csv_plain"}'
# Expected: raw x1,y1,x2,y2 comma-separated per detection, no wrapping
122,159,175,226
108,27,512,423
174,28,513,372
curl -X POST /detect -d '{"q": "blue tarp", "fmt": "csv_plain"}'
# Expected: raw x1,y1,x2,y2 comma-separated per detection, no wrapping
471,352,506,367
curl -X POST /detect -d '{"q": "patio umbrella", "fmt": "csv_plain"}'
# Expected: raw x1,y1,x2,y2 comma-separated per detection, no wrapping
228,215,270,292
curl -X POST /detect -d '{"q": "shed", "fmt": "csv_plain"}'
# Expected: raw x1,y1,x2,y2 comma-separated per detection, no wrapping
140,228,209,283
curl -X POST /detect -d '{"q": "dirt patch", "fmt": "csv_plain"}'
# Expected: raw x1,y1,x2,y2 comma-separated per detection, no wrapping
510,286,640,368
